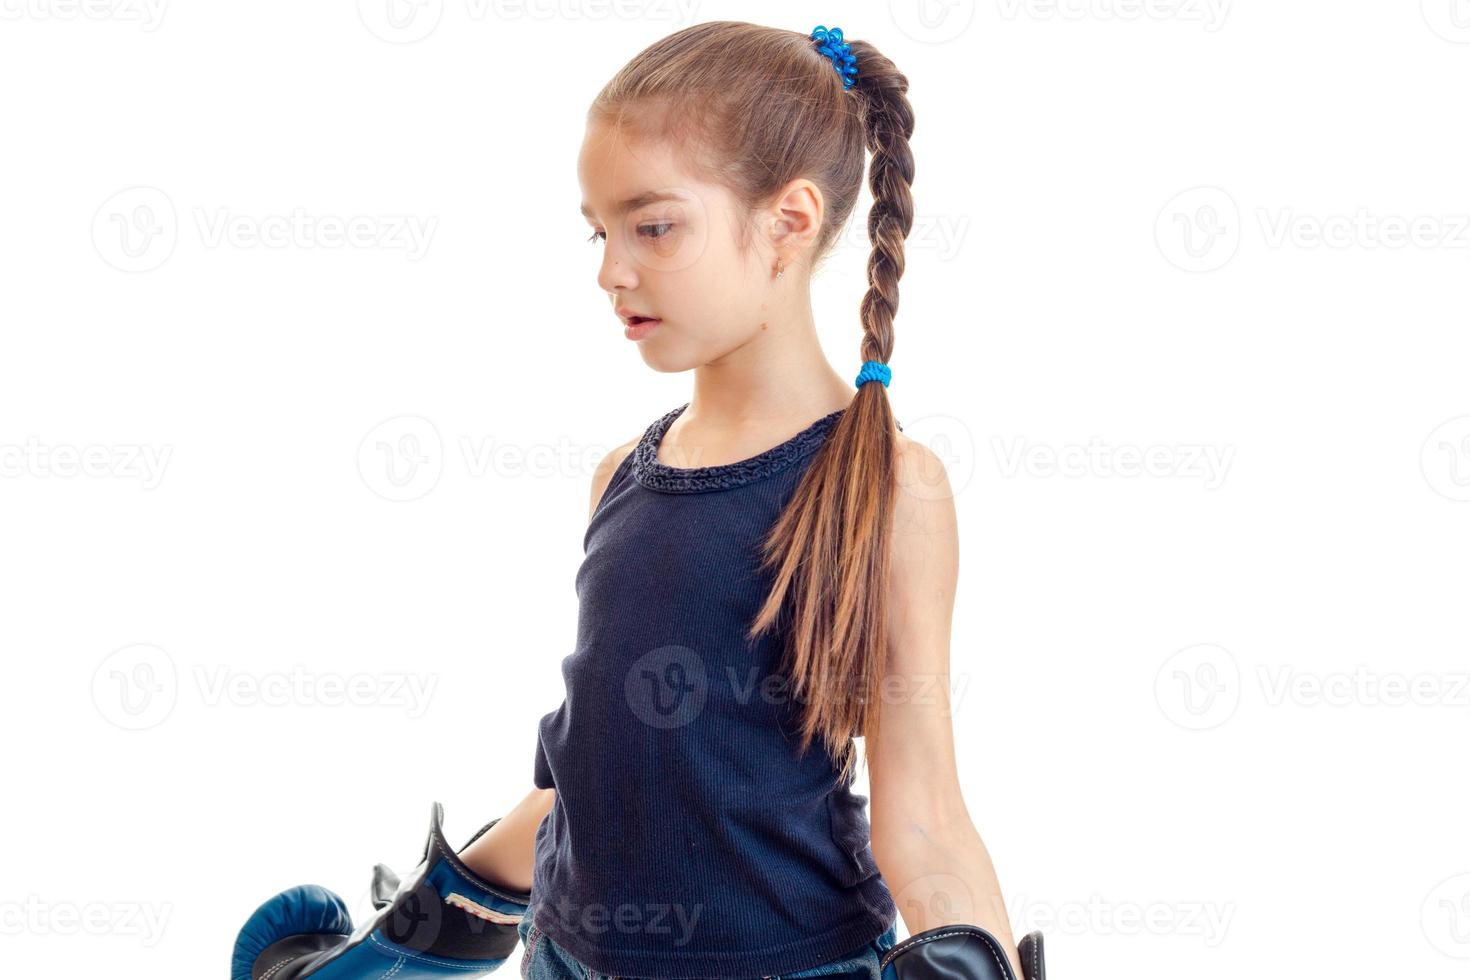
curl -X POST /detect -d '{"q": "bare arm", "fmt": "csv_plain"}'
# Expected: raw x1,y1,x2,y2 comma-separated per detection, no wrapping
458,435,641,895
867,437,1024,978
458,788,555,893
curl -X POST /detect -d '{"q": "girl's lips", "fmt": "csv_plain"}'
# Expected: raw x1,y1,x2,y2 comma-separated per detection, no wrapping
624,317,661,340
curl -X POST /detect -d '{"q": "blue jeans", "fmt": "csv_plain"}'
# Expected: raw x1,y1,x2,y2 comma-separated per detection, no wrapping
516,915,899,980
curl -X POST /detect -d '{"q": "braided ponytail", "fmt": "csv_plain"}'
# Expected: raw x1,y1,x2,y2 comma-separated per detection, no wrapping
746,40,917,787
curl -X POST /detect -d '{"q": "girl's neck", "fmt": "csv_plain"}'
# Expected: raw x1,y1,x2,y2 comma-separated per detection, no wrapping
684,313,854,429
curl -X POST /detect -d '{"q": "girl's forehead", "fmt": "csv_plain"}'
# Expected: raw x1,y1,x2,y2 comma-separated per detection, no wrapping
579,146,723,218
580,128,677,185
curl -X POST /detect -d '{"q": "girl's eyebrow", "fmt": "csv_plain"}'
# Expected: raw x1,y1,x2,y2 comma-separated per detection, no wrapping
579,190,683,219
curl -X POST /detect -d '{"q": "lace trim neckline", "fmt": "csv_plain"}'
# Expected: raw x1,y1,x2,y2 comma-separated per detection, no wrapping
631,402,847,493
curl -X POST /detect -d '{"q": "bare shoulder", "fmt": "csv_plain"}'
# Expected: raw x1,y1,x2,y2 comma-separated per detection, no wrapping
589,433,641,522
890,431,959,537
884,433,960,677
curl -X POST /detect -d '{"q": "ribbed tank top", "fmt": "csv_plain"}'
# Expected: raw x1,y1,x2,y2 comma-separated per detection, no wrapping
529,401,898,979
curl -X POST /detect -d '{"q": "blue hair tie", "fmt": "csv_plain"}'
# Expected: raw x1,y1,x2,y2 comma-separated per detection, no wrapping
810,25,858,89
854,360,891,389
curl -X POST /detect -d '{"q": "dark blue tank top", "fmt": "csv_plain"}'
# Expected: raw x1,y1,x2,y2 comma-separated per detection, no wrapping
530,402,898,979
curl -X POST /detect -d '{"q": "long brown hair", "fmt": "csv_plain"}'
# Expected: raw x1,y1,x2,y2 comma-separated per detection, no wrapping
591,22,916,786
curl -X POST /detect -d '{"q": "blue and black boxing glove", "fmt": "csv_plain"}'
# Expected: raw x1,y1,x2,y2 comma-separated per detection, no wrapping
880,924,1047,980
232,802,532,980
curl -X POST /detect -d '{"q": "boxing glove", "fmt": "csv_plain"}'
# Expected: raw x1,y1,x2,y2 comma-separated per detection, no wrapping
231,801,531,980
880,924,1047,980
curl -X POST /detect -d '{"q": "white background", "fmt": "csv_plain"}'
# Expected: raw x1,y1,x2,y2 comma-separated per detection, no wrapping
2,1,1467,978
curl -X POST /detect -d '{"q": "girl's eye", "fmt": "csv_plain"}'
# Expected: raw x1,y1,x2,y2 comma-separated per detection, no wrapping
585,223,673,244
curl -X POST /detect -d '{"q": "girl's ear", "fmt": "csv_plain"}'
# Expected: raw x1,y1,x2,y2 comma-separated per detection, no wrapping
766,177,825,255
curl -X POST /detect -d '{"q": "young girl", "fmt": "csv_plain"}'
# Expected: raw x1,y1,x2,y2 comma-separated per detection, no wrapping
232,21,1046,980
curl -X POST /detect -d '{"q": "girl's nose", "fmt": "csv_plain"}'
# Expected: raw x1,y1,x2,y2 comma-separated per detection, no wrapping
597,235,639,294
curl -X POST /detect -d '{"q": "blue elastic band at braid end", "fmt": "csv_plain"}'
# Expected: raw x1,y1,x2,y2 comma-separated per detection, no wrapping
854,360,891,389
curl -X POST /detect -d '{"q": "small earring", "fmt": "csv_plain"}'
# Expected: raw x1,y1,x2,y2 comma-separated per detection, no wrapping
775,263,785,280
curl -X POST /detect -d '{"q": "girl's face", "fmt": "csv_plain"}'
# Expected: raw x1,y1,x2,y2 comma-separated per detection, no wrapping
578,118,777,372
